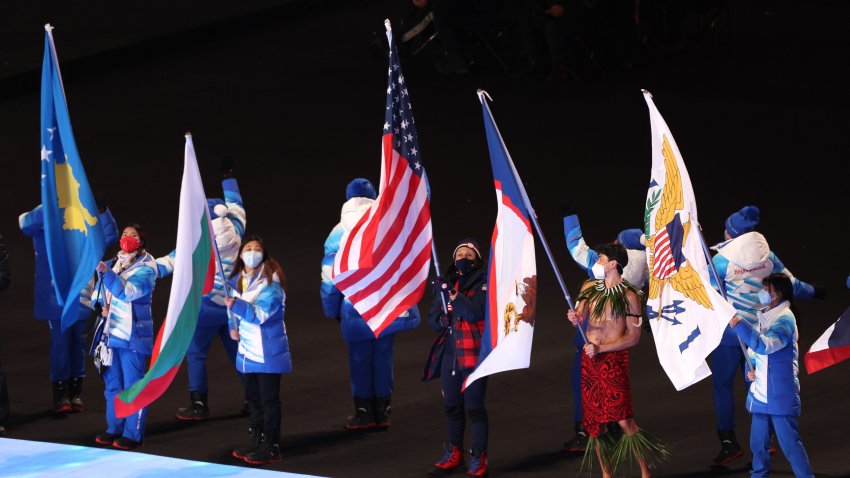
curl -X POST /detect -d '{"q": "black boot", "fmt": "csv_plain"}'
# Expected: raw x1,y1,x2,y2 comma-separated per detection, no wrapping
69,377,84,412
232,427,261,460
344,397,376,430
563,421,588,453
52,380,71,414
373,395,391,428
243,433,281,465
176,391,210,421
712,429,743,466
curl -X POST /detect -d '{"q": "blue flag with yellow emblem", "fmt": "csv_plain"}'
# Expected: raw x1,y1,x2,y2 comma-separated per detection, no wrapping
40,25,105,331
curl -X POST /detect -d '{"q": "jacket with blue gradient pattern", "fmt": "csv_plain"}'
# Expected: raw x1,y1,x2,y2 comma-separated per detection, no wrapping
228,268,292,374
712,232,814,346
734,301,801,416
92,252,158,355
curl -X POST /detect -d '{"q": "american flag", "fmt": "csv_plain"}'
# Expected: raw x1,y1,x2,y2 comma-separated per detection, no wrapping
331,20,433,337
652,229,676,279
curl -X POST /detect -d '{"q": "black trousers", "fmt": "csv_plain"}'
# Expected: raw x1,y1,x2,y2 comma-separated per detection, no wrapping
440,350,488,453
244,372,282,443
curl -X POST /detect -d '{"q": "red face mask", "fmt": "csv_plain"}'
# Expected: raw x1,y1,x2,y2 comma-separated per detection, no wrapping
120,236,141,253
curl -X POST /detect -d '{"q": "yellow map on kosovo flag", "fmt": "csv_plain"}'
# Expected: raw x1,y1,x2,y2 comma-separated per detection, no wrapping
54,161,98,234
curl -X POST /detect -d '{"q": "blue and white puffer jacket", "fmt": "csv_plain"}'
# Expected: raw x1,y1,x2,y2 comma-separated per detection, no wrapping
712,232,814,346
92,252,158,355
229,267,291,374
157,178,246,327
734,301,801,416
19,204,119,320
321,197,421,344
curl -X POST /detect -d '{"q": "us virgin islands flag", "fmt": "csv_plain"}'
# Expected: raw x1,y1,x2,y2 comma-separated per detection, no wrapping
40,24,105,331
642,90,736,391
464,91,537,389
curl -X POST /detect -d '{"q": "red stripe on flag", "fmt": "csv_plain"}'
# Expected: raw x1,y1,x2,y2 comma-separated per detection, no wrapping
114,364,180,418
488,222,500,349
150,315,167,365
804,346,850,374
337,202,373,275
203,248,216,295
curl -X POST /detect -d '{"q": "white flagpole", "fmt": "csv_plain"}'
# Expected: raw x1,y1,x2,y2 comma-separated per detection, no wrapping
44,24,67,102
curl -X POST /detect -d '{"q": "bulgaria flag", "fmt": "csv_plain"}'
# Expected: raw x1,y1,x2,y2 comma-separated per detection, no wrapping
115,133,216,418
804,305,850,374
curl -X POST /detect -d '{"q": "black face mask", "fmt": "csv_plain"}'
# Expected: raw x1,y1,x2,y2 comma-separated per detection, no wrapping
455,258,475,275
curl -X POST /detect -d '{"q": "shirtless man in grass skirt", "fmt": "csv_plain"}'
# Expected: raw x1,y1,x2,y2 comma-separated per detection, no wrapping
568,243,668,478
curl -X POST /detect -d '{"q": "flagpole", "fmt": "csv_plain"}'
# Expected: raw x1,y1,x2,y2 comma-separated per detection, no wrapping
430,240,450,315
44,24,67,102
477,90,587,345
696,224,754,374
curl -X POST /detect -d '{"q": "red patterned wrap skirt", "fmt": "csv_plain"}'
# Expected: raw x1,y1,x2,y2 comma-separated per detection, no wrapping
580,349,634,437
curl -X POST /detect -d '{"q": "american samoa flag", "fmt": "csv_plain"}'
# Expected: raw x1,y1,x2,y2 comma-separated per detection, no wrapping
464,91,537,390
804,305,850,374
331,20,432,337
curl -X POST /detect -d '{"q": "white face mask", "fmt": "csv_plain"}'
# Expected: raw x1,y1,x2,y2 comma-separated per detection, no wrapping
757,289,772,305
591,263,606,280
242,250,263,269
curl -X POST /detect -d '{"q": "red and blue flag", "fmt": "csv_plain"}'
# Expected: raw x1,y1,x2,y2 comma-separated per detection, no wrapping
805,306,850,374
464,91,537,389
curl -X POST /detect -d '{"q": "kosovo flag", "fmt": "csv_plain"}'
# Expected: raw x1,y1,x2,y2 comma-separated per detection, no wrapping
40,25,105,331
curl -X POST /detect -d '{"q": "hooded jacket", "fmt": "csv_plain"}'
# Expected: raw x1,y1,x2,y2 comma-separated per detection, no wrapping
321,197,420,343
712,232,814,346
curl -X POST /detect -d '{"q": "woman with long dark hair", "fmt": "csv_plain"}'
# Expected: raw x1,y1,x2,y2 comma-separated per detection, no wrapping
225,235,292,465
92,223,157,450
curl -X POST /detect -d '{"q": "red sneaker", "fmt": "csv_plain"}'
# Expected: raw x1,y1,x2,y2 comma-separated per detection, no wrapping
428,444,464,476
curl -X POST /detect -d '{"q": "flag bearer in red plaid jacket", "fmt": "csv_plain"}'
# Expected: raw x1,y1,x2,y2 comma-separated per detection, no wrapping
423,238,490,478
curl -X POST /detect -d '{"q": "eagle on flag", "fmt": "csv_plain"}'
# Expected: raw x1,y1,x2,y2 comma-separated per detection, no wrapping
646,135,712,311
